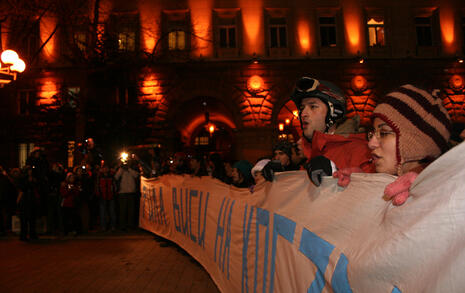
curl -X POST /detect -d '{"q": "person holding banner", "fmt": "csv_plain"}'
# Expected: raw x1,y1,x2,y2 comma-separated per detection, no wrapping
288,76,375,186
335,84,451,205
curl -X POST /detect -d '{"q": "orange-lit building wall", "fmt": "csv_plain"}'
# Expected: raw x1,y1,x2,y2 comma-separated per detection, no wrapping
38,78,59,106
189,0,213,57
138,2,161,54
439,1,456,55
239,0,265,56
342,0,364,55
40,15,58,62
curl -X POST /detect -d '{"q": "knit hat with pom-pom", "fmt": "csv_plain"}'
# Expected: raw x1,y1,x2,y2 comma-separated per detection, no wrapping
372,84,451,173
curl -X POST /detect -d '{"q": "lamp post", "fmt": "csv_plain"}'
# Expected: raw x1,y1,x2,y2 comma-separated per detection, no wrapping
0,49,26,87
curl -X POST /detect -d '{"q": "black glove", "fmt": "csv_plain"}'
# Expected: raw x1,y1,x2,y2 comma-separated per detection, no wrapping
305,156,333,186
262,160,284,182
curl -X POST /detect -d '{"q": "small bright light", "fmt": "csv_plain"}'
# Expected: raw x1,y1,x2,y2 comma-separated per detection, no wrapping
285,118,290,125
292,110,299,117
209,125,215,134
278,123,284,131
1,50,19,65
10,59,26,73
359,57,364,64
120,152,129,162
459,58,464,64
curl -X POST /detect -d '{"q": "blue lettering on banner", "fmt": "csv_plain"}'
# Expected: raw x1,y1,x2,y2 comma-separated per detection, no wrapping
172,187,181,232
242,204,254,293
269,214,296,293
180,188,189,236
198,192,209,248
255,208,270,293
141,186,167,226
299,228,335,293
214,198,235,279
215,198,227,263
189,190,198,243
141,186,146,219
331,253,352,293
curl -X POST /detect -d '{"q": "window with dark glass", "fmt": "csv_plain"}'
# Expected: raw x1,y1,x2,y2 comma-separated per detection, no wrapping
367,17,385,47
319,17,337,47
219,26,236,48
415,17,433,46
269,18,287,48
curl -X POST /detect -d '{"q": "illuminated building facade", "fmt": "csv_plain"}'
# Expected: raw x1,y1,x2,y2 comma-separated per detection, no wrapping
0,0,464,166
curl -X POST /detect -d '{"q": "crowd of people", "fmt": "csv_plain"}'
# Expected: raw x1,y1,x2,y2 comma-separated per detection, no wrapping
1,76,465,242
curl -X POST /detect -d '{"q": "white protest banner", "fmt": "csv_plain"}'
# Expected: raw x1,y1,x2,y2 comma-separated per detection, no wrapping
139,142,465,293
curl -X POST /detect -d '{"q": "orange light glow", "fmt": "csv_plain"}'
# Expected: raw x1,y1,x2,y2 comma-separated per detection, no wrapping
351,75,368,92
440,6,456,54
189,0,213,57
297,20,311,53
40,16,57,61
285,118,290,125
138,2,161,53
239,0,264,56
141,73,163,105
38,79,58,105
247,75,264,92
292,110,299,117
343,0,363,55
208,124,215,134
183,113,236,143
278,123,284,131
449,75,464,91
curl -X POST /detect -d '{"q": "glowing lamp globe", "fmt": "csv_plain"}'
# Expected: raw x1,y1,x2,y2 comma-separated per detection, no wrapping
1,50,19,66
247,75,264,93
10,59,26,73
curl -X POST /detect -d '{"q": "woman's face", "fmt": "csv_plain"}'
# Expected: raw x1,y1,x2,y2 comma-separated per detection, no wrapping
232,168,242,184
368,118,398,175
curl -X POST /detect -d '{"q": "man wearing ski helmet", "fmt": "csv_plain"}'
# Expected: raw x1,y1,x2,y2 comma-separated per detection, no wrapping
291,77,374,186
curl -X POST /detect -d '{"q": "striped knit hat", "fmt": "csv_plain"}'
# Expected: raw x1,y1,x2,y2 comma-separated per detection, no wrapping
372,84,451,174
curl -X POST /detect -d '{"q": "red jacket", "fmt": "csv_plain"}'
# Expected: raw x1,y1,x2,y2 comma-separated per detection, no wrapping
304,131,375,173
60,183,80,208
97,177,115,200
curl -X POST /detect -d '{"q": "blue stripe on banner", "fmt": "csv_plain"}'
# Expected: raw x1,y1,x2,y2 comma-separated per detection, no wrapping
255,208,270,293
242,205,254,293
392,286,402,293
299,228,335,293
269,214,296,293
214,198,227,262
331,253,352,293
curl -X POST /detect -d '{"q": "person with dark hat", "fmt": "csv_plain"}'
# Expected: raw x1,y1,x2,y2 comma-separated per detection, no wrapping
289,76,375,186
334,84,452,205
231,160,254,188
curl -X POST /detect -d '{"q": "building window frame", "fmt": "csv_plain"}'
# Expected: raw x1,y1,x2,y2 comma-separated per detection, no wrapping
367,17,385,47
319,16,337,48
415,16,433,46
213,8,240,58
163,10,190,53
109,12,139,53
265,8,290,57
219,25,236,49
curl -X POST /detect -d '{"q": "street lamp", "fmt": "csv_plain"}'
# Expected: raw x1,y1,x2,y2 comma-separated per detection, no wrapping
0,49,26,86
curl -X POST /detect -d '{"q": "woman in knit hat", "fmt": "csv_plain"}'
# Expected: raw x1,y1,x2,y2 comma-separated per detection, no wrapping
335,84,451,205
232,160,254,188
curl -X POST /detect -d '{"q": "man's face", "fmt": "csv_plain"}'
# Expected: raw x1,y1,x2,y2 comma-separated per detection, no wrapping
273,150,290,167
232,168,242,184
299,97,328,140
